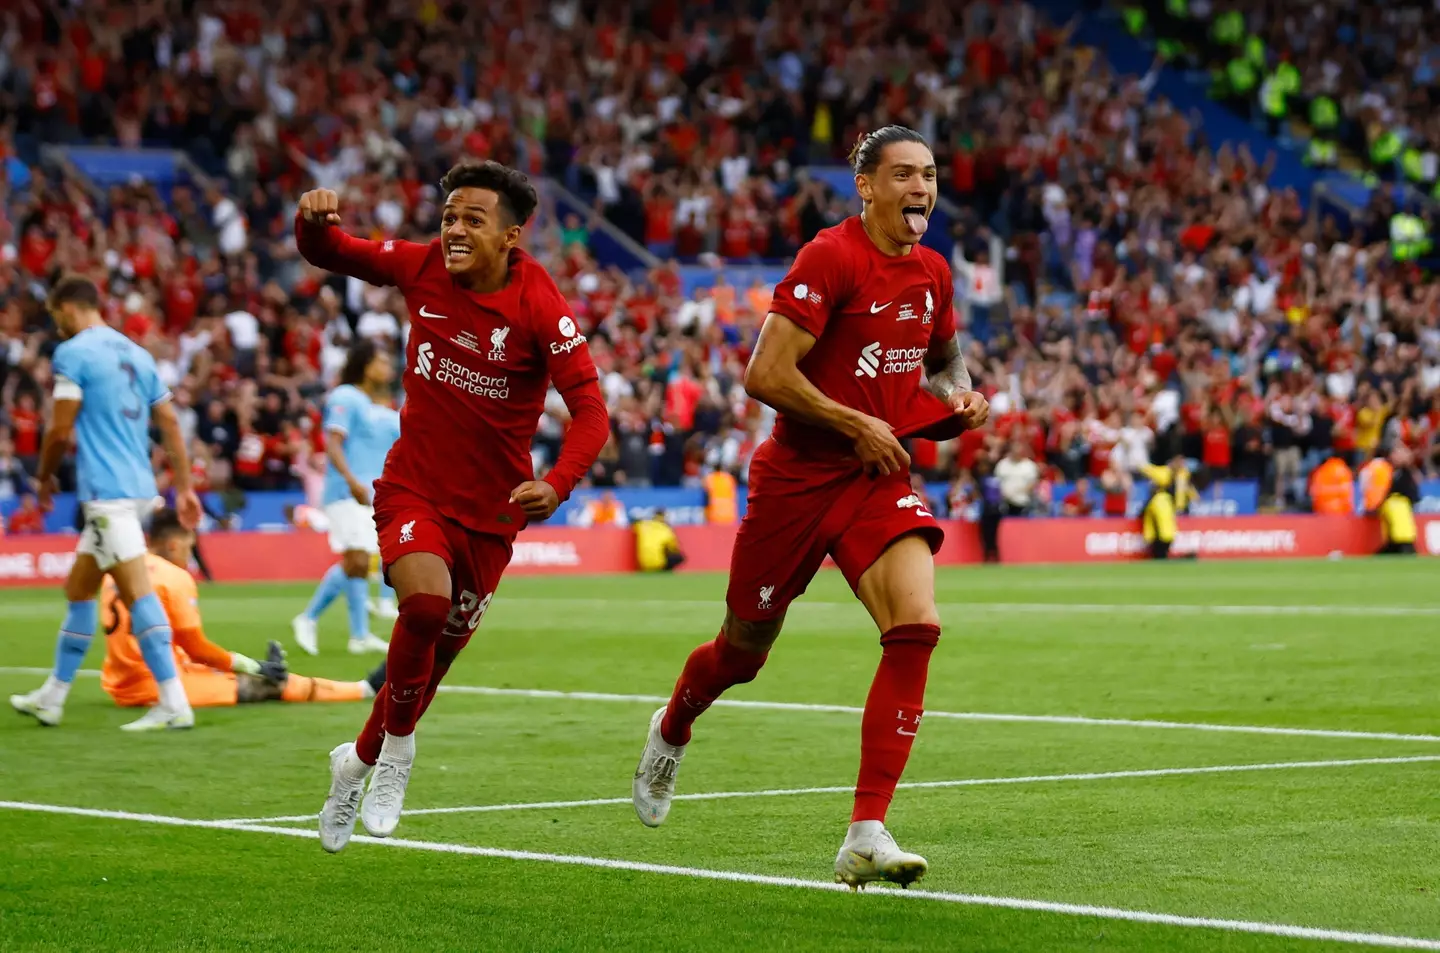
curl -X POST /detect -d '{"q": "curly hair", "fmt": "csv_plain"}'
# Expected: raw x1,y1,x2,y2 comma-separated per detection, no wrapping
439,160,539,227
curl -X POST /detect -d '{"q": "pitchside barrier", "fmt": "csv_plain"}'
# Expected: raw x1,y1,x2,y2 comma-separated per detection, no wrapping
11,481,1440,534
0,516,1435,587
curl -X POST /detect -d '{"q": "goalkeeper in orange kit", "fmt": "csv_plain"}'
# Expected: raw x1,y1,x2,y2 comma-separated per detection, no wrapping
101,508,384,710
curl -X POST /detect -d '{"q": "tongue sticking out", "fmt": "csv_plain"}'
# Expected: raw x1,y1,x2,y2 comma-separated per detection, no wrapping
903,211,929,237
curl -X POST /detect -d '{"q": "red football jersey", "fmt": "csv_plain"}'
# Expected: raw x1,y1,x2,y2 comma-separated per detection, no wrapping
767,217,960,457
297,223,599,539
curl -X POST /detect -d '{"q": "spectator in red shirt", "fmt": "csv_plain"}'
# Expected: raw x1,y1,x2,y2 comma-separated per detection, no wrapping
644,185,677,259
163,273,201,334
1100,466,1132,517
7,494,46,535
664,363,704,431
719,208,752,260
1201,411,1233,479
1061,477,1096,516
233,424,267,490
9,393,42,468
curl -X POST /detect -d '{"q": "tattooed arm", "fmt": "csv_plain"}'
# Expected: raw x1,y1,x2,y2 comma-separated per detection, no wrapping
924,333,989,430
923,333,973,404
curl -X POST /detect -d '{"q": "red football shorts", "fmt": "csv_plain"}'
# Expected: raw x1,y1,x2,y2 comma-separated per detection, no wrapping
374,481,513,616
725,439,943,622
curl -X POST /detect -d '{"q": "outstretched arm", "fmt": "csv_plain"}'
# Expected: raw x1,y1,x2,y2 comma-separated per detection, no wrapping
294,189,422,287
172,626,235,673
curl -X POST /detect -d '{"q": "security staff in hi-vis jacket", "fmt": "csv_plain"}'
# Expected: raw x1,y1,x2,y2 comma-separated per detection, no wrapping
1140,456,1198,560
1377,448,1420,555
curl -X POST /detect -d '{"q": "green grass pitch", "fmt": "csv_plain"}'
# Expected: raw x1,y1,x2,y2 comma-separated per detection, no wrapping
2,559,1438,951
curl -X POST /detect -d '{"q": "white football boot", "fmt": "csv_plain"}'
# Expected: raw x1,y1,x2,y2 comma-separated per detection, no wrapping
633,706,686,827
834,821,928,890
120,704,196,732
291,615,319,656
370,597,399,620
10,687,63,727
360,735,412,837
347,633,390,655
319,742,370,853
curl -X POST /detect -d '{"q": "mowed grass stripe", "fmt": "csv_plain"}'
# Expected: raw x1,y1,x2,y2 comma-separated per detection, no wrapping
222,754,1440,824
3,596,1440,619
5,666,1439,744
2,800,1437,951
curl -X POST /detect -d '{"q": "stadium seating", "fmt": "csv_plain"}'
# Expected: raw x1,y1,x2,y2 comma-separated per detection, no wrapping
0,0,1437,534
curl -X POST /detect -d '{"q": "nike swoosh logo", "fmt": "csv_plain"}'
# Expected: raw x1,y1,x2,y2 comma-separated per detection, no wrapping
896,728,917,737
870,301,893,313
418,305,448,320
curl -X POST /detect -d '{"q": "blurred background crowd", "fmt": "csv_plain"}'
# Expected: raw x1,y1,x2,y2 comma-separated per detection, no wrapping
0,0,1437,533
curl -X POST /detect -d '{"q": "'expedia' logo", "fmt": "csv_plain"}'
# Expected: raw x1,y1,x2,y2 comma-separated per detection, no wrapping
550,314,588,355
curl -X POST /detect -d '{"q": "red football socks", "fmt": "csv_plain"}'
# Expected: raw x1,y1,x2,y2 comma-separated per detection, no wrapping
415,631,473,722
852,623,940,823
660,631,768,746
355,593,451,764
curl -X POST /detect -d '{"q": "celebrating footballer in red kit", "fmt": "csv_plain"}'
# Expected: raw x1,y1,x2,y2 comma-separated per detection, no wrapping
632,126,989,888
295,161,610,852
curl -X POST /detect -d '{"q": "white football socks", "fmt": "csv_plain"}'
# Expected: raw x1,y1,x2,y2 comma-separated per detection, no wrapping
156,677,192,714
381,731,415,763
42,675,71,707
847,819,885,841
340,747,372,781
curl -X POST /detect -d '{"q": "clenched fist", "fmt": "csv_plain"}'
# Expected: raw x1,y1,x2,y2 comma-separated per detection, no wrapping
298,189,342,227
950,391,990,430
510,480,561,520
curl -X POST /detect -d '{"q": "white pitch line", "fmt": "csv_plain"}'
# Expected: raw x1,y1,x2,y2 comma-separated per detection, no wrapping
0,666,98,677
221,755,1440,825
3,666,1438,745
432,684,1440,745
1,800,1437,950
948,602,1440,618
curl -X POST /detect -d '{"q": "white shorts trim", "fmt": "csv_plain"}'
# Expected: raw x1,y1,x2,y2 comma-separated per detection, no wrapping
325,499,379,554
76,499,157,571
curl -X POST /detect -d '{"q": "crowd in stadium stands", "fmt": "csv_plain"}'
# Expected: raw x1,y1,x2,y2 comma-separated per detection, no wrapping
0,0,1437,532
1130,0,1440,193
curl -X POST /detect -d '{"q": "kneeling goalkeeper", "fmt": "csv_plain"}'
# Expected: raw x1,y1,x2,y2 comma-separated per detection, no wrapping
101,508,384,710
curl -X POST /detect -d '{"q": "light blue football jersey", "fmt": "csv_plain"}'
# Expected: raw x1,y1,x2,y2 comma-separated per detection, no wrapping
51,326,169,502
321,384,401,505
